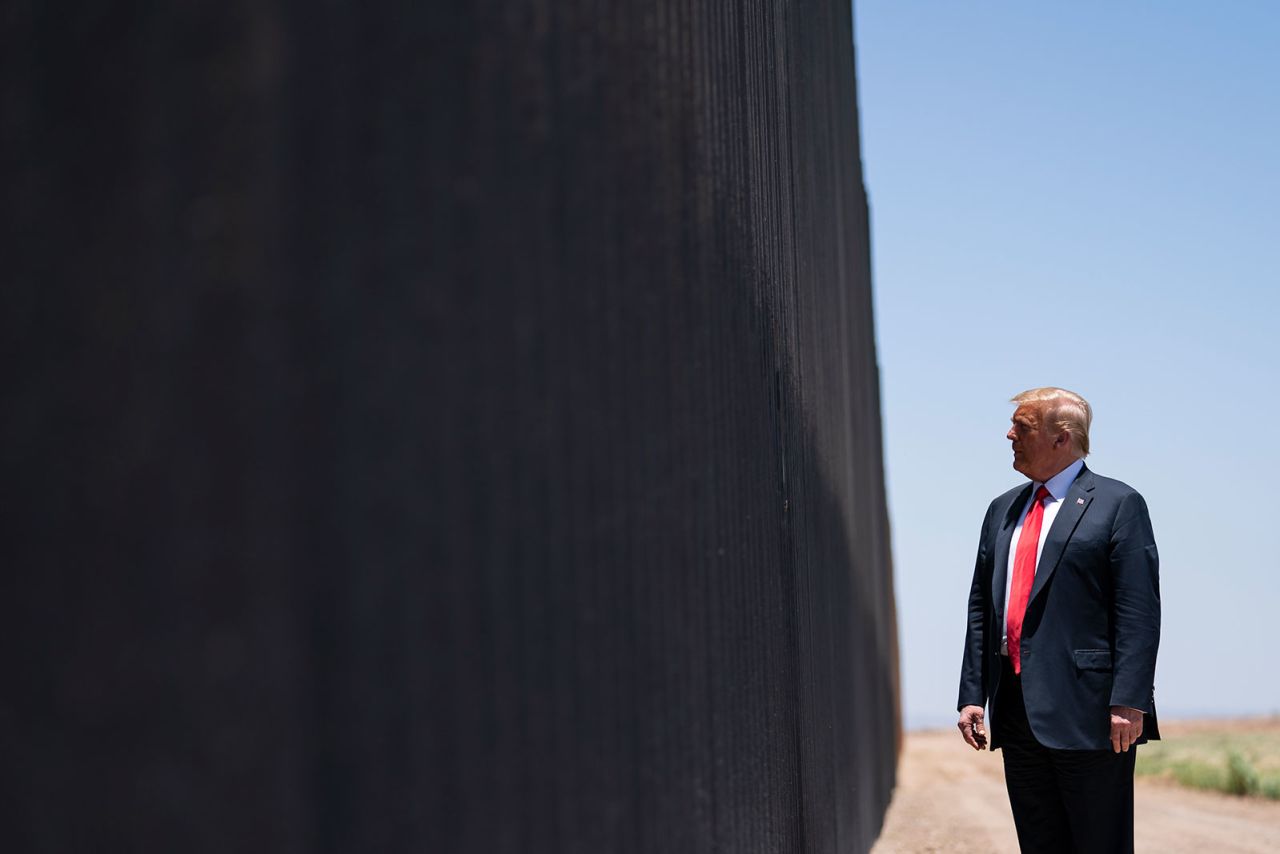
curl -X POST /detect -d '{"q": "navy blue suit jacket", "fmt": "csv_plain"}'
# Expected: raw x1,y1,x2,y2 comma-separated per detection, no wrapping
957,464,1161,750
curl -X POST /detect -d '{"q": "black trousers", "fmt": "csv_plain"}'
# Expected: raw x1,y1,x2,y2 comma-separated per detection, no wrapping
996,657,1135,854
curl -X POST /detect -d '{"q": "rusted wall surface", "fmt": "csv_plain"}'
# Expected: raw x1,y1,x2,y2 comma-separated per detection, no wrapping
2,1,897,851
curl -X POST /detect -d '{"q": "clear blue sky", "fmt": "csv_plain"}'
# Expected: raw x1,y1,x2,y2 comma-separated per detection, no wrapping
852,1,1280,728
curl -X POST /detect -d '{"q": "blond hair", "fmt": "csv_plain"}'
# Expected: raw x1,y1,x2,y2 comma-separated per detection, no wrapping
1011,387,1093,458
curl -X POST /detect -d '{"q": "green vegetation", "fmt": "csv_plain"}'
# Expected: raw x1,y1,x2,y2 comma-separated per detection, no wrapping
1136,723,1280,800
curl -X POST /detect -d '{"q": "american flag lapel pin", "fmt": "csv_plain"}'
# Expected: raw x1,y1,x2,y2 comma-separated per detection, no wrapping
1076,498,1085,505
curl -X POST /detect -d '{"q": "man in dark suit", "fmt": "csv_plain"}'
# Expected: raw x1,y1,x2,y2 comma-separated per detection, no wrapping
956,387,1160,854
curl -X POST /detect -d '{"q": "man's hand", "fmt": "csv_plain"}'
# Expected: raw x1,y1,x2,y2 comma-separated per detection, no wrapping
1110,705,1144,753
957,705,987,751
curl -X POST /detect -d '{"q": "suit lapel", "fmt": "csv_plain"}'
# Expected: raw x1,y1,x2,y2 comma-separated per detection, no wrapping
1028,466,1097,605
992,483,1033,621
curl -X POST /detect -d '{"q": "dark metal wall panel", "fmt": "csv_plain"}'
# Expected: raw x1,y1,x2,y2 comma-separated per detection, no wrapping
2,1,897,852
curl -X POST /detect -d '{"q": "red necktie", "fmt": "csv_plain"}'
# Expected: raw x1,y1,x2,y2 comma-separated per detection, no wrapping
1007,485,1052,674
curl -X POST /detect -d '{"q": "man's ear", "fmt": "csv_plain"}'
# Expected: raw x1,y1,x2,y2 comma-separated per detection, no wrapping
1053,431,1070,449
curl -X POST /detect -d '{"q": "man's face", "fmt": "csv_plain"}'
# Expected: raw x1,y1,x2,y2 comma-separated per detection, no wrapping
1007,403,1062,481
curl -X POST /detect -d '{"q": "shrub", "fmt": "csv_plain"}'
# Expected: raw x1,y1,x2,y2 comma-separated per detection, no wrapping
1225,752,1259,797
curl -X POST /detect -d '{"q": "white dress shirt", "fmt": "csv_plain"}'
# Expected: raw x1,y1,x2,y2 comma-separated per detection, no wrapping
1000,457,1086,655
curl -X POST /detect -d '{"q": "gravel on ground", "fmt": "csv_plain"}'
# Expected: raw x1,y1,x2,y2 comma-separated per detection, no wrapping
871,723,1280,854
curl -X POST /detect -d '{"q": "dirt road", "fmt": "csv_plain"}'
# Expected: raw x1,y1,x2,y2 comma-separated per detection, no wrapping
871,727,1280,853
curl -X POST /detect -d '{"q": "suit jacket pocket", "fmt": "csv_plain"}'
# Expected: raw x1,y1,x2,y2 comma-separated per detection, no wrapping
1073,648,1113,672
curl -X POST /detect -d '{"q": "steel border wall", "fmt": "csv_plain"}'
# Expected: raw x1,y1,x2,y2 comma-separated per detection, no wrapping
3,1,898,851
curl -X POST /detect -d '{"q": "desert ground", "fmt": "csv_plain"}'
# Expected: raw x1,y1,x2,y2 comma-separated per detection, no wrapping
871,719,1280,853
